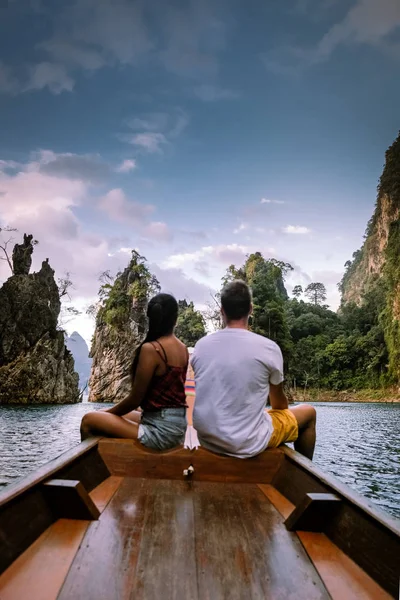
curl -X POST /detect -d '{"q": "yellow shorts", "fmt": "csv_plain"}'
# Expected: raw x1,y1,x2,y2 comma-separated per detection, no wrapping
267,409,298,448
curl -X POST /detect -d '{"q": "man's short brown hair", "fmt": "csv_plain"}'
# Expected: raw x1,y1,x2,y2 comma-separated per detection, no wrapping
221,280,252,321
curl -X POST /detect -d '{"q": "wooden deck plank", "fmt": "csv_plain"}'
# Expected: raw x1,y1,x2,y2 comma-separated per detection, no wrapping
298,532,393,600
98,439,283,483
0,519,89,600
133,480,198,600
57,478,149,600
192,482,330,600
274,451,400,596
89,476,123,513
259,484,392,600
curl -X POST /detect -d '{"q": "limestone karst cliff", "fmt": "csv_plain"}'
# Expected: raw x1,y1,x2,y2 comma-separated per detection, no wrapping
340,133,400,380
0,234,80,404
88,251,159,403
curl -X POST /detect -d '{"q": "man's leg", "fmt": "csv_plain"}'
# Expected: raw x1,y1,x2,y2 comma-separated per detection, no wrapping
290,404,316,460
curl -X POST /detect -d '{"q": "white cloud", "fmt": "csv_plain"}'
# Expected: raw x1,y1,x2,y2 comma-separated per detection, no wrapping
316,0,400,60
264,0,400,74
116,159,137,173
38,151,110,182
194,84,240,102
25,62,74,94
99,188,154,225
143,221,173,242
128,133,167,153
163,243,251,270
260,198,285,204
233,223,249,234
283,225,311,234
150,263,214,305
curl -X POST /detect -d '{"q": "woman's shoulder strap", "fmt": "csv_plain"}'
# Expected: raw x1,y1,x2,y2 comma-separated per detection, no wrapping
150,340,168,364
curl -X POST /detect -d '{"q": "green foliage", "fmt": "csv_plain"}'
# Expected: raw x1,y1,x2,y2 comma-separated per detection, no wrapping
98,251,160,329
304,282,327,305
175,300,206,347
292,285,303,298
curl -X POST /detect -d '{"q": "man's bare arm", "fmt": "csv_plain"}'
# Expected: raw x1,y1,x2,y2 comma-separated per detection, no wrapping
269,382,289,410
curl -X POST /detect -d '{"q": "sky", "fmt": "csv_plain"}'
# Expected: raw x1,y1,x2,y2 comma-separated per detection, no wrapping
0,0,399,344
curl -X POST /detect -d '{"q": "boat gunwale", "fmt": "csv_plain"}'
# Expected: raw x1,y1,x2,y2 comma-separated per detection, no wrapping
0,437,101,508
282,446,400,537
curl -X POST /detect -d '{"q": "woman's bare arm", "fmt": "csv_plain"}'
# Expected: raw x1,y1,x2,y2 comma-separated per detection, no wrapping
105,344,156,416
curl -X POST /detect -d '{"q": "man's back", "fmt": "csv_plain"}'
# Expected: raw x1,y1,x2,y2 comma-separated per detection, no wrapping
192,328,284,458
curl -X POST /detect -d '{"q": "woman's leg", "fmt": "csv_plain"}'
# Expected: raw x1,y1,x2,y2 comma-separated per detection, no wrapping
80,411,140,441
289,404,317,460
123,410,142,424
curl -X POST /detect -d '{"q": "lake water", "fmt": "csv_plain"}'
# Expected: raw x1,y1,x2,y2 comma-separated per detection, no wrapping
0,402,399,518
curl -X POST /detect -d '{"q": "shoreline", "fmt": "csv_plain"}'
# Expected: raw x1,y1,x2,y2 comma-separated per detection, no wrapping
292,388,400,404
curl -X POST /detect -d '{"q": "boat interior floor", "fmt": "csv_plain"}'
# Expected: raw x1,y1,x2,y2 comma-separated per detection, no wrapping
0,472,391,600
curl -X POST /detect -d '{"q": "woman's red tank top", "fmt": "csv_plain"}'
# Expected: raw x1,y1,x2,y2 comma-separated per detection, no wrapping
140,340,188,412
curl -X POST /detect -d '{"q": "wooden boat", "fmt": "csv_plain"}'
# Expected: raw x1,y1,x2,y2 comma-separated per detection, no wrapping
0,438,399,599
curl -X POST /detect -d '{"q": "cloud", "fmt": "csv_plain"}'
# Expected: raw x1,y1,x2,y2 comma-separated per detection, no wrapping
99,188,154,225
150,263,214,305
260,198,285,205
116,159,137,173
0,62,18,94
316,0,400,60
193,84,240,102
283,225,311,234
0,160,21,171
25,62,74,94
38,151,110,182
264,0,400,74
127,133,167,154
233,223,249,234
163,243,251,271
123,110,189,152
143,221,173,242
159,2,226,78
38,40,106,71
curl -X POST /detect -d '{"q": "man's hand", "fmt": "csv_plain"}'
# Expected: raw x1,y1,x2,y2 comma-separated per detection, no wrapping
269,382,289,410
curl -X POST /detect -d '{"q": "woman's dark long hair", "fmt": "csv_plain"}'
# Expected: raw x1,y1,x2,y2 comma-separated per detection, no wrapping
130,293,179,382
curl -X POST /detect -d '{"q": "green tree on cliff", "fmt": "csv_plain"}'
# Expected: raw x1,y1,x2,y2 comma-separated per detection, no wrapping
305,282,327,306
175,300,206,346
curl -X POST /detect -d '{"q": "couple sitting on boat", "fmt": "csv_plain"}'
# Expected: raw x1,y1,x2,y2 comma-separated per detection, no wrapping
81,280,316,459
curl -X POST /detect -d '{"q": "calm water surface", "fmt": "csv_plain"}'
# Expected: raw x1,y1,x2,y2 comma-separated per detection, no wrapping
0,402,399,518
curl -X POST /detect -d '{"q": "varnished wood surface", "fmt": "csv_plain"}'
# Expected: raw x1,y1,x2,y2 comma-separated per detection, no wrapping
0,519,89,600
260,481,394,599
98,439,284,483
59,478,329,600
0,439,101,508
89,476,123,513
284,492,341,532
281,447,400,535
0,440,109,575
192,481,329,600
298,532,393,600
43,479,100,520
275,449,400,597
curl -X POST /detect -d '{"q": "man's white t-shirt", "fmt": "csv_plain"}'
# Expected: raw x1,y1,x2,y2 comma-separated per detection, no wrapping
192,328,284,458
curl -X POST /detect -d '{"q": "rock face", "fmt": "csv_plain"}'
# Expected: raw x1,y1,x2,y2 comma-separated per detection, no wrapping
341,134,400,305
340,132,400,380
89,251,158,403
0,237,80,404
66,331,92,391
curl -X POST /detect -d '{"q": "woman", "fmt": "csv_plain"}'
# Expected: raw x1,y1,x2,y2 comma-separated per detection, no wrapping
80,293,189,450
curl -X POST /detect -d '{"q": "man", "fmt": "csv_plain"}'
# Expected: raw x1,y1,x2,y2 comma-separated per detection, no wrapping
192,280,316,459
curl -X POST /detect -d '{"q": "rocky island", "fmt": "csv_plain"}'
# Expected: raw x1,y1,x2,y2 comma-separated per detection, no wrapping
0,234,80,404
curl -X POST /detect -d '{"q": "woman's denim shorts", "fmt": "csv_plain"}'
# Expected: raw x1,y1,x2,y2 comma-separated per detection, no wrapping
138,408,187,451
